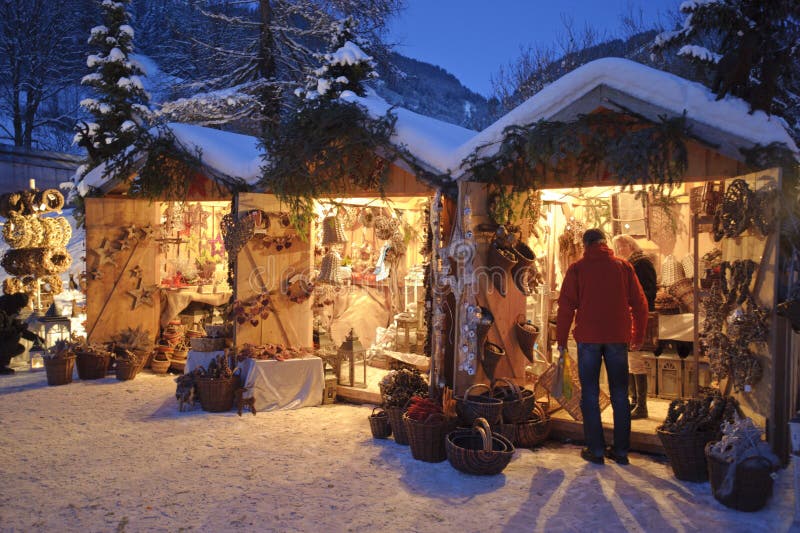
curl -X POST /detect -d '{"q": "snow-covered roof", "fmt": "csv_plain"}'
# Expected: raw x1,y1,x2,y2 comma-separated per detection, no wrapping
340,90,478,175
76,123,264,195
450,57,798,178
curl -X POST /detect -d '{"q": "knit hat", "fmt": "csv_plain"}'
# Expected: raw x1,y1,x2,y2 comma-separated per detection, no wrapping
582,228,606,246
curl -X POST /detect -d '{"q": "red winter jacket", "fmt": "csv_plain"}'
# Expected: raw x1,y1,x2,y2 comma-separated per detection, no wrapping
556,243,648,347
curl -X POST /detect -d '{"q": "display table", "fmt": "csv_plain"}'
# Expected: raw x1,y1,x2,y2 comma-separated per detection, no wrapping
658,313,694,342
160,289,231,327
238,356,324,411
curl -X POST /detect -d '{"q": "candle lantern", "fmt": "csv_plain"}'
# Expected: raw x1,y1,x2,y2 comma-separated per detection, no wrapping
29,339,45,371
337,328,366,388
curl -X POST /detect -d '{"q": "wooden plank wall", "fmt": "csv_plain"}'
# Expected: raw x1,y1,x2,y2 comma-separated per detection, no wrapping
233,193,313,349
85,198,160,344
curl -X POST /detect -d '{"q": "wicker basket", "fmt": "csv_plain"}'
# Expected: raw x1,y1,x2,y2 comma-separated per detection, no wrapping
705,442,776,512
481,342,505,382
515,403,551,448
385,406,410,445
114,360,138,381
75,350,110,380
487,244,517,296
515,317,539,363
456,383,503,426
404,413,453,463
661,255,685,287
150,355,170,375
44,356,75,386
668,277,695,313
494,422,517,445
446,418,515,475
657,427,719,482
195,376,238,412
368,407,392,439
492,377,535,423
170,349,188,373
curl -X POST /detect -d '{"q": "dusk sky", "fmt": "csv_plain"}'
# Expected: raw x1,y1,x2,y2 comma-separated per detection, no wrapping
388,0,679,97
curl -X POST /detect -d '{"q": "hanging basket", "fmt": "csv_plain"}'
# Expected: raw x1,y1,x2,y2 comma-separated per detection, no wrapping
481,341,505,383
456,383,503,426
385,406,410,445
657,427,719,482
44,356,75,386
515,403,551,448
403,413,454,463
75,350,110,380
510,241,536,295
368,407,392,439
705,442,776,512
514,316,539,363
487,244,517,296
195,375,238,412
446,418,515,475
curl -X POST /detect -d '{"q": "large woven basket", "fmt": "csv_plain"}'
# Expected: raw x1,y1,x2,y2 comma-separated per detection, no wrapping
75,350,110,380
385,406,410,445
456,383,503,426
515,403,551,448
195,376,238,412
368,407,392,439
491,378,535,424
705,442,776,512
114,360,138,381
404,413,454,463
657,427,719,482
446,418,515,476
44,356,75,386
150,355,170,375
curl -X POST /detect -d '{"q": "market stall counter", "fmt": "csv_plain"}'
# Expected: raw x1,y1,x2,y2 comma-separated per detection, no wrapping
185,352,324,411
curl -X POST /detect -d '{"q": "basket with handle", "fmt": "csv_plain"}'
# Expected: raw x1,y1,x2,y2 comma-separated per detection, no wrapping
515,402,551,448
44,355,75,386
385,405,410,445
491,377,535,424
456,383,503,426
368,407,392,439
657,427,719,481
705,442,776,512
446,418,515,475
150,353,170,374
404,412,455,463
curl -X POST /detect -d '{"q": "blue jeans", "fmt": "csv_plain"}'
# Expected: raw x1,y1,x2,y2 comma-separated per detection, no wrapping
576,342,630,457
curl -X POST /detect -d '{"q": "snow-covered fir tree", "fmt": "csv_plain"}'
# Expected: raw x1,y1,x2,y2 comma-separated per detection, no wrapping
652,0,800,121
74,0,150,168
298,16,379,101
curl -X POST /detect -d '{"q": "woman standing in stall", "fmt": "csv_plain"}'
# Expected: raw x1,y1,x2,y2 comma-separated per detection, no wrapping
612,234,657,419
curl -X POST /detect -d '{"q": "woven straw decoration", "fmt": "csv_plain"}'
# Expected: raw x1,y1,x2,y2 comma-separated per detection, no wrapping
317,250,342,285
681,254,695,279
321,216,347,245
661,255,685,287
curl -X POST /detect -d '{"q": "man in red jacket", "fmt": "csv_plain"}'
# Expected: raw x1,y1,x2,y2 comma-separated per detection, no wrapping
556,228,648,465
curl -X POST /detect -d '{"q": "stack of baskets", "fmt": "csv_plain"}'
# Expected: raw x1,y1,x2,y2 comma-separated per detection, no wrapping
515,402,551,448
455,384,503,427
446,418,515,475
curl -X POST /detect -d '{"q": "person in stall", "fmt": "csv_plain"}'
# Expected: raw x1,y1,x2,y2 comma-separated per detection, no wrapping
556,229,648,465
612,234,657,420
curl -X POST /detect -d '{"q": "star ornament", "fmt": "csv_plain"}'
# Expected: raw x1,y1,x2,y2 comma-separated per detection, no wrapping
129,265,142,279
127,281,157,309
91,238,118,267
139,224,155,241
122,224,139,241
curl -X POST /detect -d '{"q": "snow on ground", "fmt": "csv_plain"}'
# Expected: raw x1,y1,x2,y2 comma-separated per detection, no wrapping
0,370,796,532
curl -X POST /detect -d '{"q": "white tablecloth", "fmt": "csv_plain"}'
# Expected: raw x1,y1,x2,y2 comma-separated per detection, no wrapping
185,350,226,374
658,313,694,342
239,356,324,411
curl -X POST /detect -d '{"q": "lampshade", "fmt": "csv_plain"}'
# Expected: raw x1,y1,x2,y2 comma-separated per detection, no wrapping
321,215,347,245
317,250,342,285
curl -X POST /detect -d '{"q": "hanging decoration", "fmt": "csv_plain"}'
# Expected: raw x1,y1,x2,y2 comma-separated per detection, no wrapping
230,291,274,327
127,279,156,310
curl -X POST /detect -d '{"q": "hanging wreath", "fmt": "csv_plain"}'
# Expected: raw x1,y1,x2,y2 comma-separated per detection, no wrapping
2,213,31,248
1,247,72,277
220,212,255,257
35,189,65,213
359,207,377,228
751,184,779,236
0,192,24,217
374,215,398,240
40,275,64,295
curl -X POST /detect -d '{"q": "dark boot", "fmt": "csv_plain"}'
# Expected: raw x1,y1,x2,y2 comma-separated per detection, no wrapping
628,373,637,411
631,374,648,419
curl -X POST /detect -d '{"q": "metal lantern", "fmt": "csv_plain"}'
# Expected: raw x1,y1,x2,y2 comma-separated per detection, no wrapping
337,328,366,388
29,339,45,371
317,250,342,285
321,215,348,245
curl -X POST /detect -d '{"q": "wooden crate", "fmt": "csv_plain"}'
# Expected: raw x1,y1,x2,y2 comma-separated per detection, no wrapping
657,355,682,399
